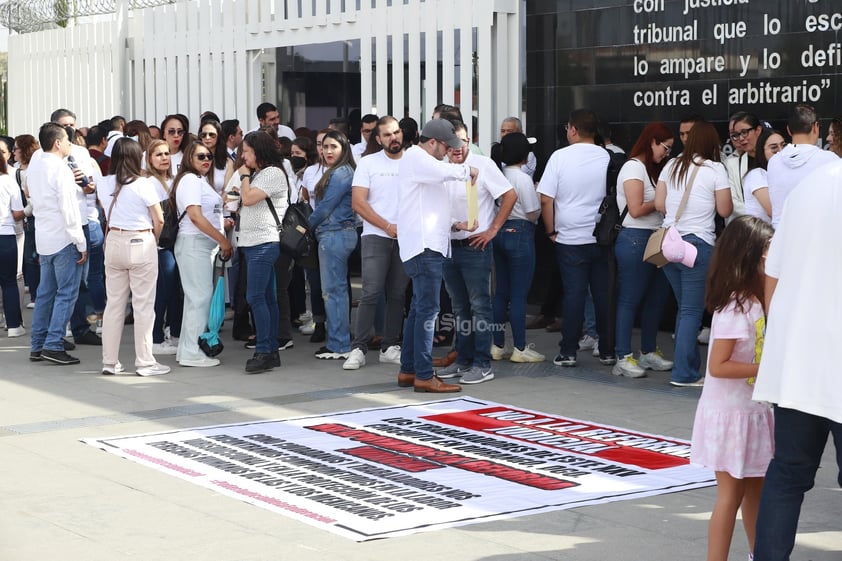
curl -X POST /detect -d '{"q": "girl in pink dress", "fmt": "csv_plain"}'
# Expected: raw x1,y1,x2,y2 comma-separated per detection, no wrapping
690,215,775,561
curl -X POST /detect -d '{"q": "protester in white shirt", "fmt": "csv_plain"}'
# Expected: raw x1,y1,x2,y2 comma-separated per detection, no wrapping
0,161,25,335
741,129,786,224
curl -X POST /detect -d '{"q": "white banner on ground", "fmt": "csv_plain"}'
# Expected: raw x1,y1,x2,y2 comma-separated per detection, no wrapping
82,398,713,541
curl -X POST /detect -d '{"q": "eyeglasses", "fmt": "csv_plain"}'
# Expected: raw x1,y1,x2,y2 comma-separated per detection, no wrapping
729,127,756,141
167,128,185,136
195,153,214,161
660,142,674,152
200,132,217,138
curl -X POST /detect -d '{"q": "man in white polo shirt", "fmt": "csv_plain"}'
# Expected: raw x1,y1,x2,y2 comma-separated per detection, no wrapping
396,119,478,393
27,123,88,365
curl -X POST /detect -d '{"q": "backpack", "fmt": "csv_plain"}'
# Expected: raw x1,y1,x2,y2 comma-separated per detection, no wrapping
592,149,628,247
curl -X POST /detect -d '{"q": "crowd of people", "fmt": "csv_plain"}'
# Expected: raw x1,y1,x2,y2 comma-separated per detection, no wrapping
1,100,840,560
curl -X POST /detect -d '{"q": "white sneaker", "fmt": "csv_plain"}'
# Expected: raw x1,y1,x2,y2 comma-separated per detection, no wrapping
152,341,178,355
26,302,35,309
299,322,315,335
510,344,545,363
95,318,103,335
102,362,125,375
490,344,511,360
579,334,598,351
592,344,600,357
638,350,674,371
7,326,26,338
179,357,220,367
612,354,646,378
379,345,402,365
697,327,711,345
137,363,171,377
343,348,366,370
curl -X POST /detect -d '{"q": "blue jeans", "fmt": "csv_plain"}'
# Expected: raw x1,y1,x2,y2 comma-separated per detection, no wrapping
442,241,494,369
318,227,358,353
153,248,183,343
31,244,84,352
400,249,444,380
493,220,535,350
86,222,105,313
0,235,22,328
614,227,673,357
555,243,610,357
244,242,280,353
754,406,842,561
662,234,712,383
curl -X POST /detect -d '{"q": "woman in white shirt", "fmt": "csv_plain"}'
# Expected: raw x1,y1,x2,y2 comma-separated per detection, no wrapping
199,120,230,194
99,138,169,376
742,129,786,224
0,155,25,337
145,139,183,356
655,122,733,386
172,141,233,367
613,122,675,378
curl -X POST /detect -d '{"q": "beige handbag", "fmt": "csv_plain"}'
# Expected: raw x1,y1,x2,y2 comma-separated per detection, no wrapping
643,164,700,267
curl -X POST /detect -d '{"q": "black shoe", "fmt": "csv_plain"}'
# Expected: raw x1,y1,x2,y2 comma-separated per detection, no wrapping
30,351,42,362
244,337,256,350
74,331,102,345
245,352,276,374
269,351,281,367
278,338,294,351
309,322,326,343
40,349,81,365
62,338,76,351
314,346,350,360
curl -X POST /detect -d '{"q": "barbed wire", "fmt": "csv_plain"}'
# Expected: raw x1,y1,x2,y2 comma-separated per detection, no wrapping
0,0,176,34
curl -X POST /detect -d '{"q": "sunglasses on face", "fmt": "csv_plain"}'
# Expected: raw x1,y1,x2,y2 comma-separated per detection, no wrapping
200,132,217,138
167,128,185,136
195,153,214,161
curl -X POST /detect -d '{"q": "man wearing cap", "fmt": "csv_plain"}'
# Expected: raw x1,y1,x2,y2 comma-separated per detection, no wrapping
396,119,478,393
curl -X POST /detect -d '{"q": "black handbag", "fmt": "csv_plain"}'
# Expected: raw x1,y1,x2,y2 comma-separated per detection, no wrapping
265,167,317,267
158,199,186,250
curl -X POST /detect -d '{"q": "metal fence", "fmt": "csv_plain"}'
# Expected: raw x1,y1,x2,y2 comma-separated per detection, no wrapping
0,0,175,33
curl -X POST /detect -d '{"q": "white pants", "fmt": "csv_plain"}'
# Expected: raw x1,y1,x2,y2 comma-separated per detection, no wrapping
173,234,217,362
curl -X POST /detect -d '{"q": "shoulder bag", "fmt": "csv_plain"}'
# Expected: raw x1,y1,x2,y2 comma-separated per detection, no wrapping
593,149,628,247
642,163,700,267
264,166,317,267
158,199,186,250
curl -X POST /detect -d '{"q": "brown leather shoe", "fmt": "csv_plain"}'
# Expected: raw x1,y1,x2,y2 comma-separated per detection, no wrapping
414,375,462,393
397,371,415,387
526,314,551,329
432,350,458,368
545,319,562,333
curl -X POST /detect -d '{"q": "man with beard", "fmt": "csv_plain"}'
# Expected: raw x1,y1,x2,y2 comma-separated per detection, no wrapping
343,116,410,370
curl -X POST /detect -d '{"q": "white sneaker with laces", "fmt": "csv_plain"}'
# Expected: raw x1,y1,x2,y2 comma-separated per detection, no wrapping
612,354,646,378
460,366,495,384
137,363,171,377
490,344,511,360
299,322,315,335
578,334,598,351
379,345,401,365
510,344,545,363
102,362,125,375
343,348,366,370
8,326,26,338
638,350,674,371
152,341,178,355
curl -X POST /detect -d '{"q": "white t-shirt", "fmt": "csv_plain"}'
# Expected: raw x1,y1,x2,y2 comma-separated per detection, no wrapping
238,166,289,248
301,164,325,210
169,151,184,175
397,145,471,262
175,173,223,239
448,152,513,240
537,143,608,245
100,176,167,230
741,168,772,223
616,158,663,230
0,174,23,235
658,158,730,246
768,144,838,228
754,159,842,423
503,165,540,222
352,150,401,238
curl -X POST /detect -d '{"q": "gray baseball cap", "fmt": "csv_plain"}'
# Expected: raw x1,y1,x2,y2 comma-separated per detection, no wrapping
420,119,464,149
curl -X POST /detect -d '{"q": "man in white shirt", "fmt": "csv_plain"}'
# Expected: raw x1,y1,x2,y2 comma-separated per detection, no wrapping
253,102,296,141
768,103,839,228
753,158,842,561
343,116,409,370
396,119,478,393
351,114,378,162
538,108,614,367
27,123,88,365
437,120,516,385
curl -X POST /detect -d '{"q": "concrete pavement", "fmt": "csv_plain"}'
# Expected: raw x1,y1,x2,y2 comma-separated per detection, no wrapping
1,309,840,561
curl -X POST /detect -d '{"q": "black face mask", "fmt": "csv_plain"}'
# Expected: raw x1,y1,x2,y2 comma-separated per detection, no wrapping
290,156,307,172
